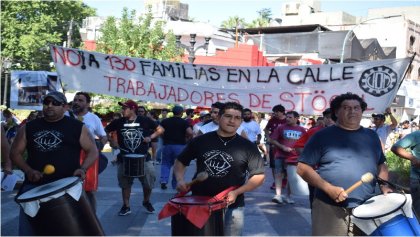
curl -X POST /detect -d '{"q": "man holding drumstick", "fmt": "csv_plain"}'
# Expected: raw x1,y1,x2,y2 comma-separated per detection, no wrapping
10,91,98,235
174,102,265,236
105,100,164,215
297,92,392,235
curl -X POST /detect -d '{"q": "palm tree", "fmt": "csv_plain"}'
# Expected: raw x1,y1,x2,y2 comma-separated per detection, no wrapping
220,16,247,29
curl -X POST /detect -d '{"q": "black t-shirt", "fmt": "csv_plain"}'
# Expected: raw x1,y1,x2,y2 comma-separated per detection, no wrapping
160,117,190,145
25,117,83,185
177,131,265,208
105,116,158,159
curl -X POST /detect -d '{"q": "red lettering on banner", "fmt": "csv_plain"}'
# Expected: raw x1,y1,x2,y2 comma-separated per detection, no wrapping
168,86,176,101
177,87,189,102
126,80,135,95
66,50,81,66
279,92,295,111
104,76,116,91
311,90,327,112
105,56,136,71
52,47,66,64
249,93,261,108
204,91,214,105
190,91,203,104
261,94,272,109
158,85,168,100
216,93,226,102
117,78,126,93
294,92,311,113
227,93,240,103
147,83,157,97
136,81,145,96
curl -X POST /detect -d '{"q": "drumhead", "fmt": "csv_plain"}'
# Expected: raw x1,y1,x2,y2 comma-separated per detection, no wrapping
16,177,81,203
352,193,406,219
123,154,145,158
170,196,224,206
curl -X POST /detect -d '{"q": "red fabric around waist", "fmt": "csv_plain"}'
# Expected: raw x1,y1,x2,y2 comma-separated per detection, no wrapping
158,186,236,228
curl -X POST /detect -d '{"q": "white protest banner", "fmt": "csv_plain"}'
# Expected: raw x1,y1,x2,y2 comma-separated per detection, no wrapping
51,45,411,114
10,71,62,110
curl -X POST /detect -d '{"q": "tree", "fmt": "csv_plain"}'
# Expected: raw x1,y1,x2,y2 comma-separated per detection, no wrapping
248,8,272,28
1,0,95,71
93,7,181,114
96,7,179,61
220,16,247,29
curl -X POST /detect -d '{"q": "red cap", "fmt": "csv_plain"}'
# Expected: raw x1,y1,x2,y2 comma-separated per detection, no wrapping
118,100,138,110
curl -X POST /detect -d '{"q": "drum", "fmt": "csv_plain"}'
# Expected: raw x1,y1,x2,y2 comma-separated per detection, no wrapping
15,177,105,236
122,154,145,177
352,193,420,236
169,196,226,236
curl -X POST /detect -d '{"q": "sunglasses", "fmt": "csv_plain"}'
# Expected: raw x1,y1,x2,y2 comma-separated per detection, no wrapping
43,99,63,106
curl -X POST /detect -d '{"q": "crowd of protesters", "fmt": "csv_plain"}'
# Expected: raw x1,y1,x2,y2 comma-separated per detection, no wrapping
1,91,420,236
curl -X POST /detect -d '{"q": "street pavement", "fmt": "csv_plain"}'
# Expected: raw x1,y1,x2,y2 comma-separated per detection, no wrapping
1,152,311,236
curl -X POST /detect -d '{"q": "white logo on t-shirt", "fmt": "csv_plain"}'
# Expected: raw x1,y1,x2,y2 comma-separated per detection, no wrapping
203,150,233,177
34,130,63,152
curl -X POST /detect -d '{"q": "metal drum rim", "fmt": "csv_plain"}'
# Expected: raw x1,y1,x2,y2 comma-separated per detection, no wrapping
15,176,81,203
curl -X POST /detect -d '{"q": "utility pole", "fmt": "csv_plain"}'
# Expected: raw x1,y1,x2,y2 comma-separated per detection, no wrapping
67,18,74,48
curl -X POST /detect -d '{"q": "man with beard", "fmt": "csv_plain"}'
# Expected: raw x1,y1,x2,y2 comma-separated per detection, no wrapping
10,91,98,235
71,92,108,210
241,108,262,146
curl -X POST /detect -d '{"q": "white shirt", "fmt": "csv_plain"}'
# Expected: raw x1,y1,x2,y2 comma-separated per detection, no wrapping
372,124,393,147
66,111,106,138
241,120,261,143
81,112,107,138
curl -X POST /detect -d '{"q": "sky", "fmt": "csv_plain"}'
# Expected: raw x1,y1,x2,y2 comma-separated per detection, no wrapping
83,0,420,26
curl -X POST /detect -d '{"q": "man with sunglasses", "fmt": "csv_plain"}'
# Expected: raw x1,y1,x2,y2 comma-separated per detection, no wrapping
10,91,98,235
174,102,265,236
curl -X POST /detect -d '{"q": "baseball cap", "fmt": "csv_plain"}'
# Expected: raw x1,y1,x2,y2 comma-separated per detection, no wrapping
199,111,210,117
172,105,184,114
44,91,67,104
118,100,139,110
372,113,385,120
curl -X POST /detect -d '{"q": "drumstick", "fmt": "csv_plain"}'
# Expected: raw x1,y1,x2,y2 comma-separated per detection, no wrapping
345,172,374,194
43,164,55,175
186,171,208,187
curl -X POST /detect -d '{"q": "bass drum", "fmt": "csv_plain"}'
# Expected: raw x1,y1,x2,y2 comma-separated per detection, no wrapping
15,177,105,236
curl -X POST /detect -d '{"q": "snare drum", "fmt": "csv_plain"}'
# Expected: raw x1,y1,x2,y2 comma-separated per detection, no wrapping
122,154,145,177
352,193,420,236
15,177,105,236
169,196,227,236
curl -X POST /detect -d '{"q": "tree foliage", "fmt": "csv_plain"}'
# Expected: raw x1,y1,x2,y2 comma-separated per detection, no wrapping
247,8,272,28
220,8,273,28
96,7,179,61
220,16,247,29
1,0,95,71
93,7,181,114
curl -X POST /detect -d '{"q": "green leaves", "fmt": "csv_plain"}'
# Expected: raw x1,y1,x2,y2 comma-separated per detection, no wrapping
96,7,180,62
1,0,95,71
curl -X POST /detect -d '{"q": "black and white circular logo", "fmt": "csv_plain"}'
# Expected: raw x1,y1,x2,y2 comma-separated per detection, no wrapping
359,66,398,97
203,150,233,178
